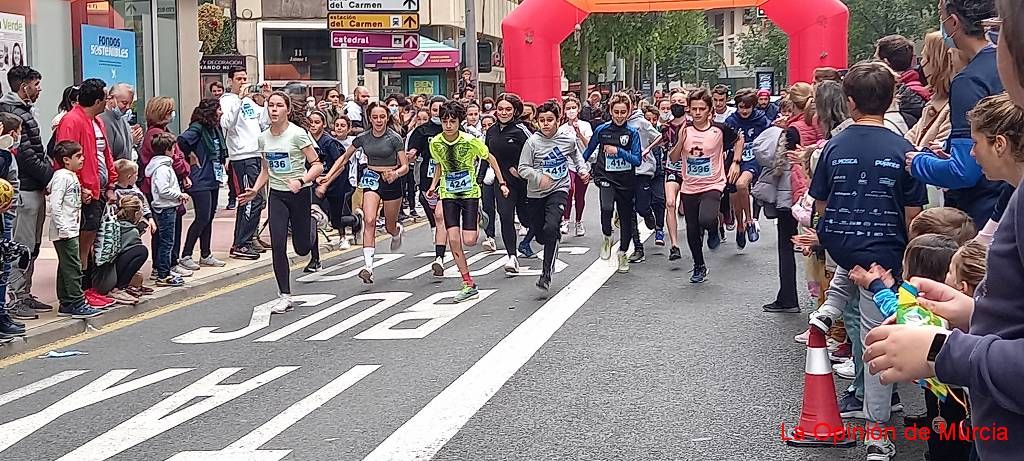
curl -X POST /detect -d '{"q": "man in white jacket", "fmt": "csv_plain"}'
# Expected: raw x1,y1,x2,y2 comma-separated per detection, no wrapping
220,67,269,260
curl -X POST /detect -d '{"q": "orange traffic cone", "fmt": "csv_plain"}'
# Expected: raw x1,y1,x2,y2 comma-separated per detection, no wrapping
785,326,856,448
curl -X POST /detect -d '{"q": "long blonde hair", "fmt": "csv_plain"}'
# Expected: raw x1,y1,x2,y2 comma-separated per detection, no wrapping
788,82,815,121
921,31,967,101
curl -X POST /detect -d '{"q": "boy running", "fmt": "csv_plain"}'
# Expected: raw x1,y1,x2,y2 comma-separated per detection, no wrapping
724,88,771,249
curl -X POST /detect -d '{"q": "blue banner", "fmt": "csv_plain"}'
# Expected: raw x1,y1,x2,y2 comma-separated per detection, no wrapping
81,25,137,89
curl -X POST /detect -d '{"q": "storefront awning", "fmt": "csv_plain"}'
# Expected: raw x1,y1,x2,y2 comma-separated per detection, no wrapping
364,36,461,70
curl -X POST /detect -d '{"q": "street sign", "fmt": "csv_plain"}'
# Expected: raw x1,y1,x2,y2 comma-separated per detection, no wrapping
331,31,419,50
328,0,419,12
328,13,419,31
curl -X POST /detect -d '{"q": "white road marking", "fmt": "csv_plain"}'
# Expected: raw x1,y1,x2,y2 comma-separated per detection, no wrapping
0,368,193,453
297,254,404,283
58,367,299,461
255,292,412,342
362,228,651,460
354,290,496,340
165,365,380,461
172,295,337,344
0,370,90,408
397,253,455,280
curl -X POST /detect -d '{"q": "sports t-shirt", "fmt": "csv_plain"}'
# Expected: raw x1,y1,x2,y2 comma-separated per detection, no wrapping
258,122,314,192
713,106,735,124
680,122,739,195
724,110,770,164
352,129,404,167
809,124,928,272
429,131,489,200
660,121,687,172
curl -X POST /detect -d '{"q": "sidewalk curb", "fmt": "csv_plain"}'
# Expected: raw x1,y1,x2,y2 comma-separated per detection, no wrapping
0,219,427,360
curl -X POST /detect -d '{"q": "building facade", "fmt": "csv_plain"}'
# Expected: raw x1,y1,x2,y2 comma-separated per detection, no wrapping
706,7,773,91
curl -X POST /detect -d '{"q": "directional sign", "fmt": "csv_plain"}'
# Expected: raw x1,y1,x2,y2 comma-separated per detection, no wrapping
328,0,419,11
328,13,419,31
330,31,419,50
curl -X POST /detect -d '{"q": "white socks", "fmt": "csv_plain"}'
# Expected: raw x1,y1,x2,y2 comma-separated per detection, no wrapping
363,248,375,269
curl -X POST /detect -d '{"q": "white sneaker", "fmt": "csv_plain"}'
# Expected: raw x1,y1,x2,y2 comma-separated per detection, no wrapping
431,257,445,276
482,237,497,252
794,328,809,344
178,257,201,271
600,236,613,260
574,222,585,237
832,358,855,380
518,225,528,236
560,220,569,235
390,224,404,251
865,438,896,461
171,265,193,277
270,294,294,314
339,238,352,250
199,255,227,267
504,255,520,274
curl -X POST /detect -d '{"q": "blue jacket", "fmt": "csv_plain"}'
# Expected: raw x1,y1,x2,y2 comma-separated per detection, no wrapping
583,121,642,188
177,122,225,193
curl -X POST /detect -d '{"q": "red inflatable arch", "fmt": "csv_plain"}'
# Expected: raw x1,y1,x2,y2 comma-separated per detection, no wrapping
500,0,849,103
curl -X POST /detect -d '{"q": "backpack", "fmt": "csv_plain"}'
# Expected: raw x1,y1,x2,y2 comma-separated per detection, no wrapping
896,84,926,129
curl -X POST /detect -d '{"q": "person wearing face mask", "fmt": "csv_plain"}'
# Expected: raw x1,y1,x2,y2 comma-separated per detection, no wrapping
481,97,495,116
98,84,136,162
0,113,26,334
0,66,51,317
560,96,593,237
642,97,689,260
407,96,449,251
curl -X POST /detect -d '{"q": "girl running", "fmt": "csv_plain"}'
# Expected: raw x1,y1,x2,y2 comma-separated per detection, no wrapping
428,100,509,302
327,102,409,283
310,111,360,254
668,88,742,283
642,97,689,260
486,93,533,273
582,92,643,273
239,92,323,314
407,97,450,275
519,101,590,290
561,97,593,237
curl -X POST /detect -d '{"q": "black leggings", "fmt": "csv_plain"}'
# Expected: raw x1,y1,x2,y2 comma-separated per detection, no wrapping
403,170,417,211
530,191,567,276
418,190,437,228
681,190,721,267
495,178,529,257
182,189,218,259
268,188,314,294
599,184,635,252
116,245,148,289
633,175,666,249
774,208,799,307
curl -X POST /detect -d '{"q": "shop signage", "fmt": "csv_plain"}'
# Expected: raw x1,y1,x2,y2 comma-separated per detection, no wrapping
328,0,419,12
81,24,137,90
364,49,461,70
328,13,419,31
200,55,246,73
330,31,419,50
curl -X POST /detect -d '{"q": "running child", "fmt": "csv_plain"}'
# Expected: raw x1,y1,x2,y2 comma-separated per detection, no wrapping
724,88,771,249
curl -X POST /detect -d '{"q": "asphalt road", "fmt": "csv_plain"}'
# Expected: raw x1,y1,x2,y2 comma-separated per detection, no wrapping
0,193,928,461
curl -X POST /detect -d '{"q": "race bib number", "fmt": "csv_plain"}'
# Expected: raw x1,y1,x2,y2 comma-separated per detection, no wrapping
241,102,259,120
741,143,755,162
605,153,631,172
445,170,473,194
214,162,226,183
665,159,683,172
427,159,437,178
686,157,712,177
542,158,568,180
266,152,290,174
359,170,381,190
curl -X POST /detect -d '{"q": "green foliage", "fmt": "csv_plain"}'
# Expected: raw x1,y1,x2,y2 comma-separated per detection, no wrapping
737,21,789,82
560,12,714,83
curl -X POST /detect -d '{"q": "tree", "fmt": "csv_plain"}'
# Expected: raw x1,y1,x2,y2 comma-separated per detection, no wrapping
737,22,789,82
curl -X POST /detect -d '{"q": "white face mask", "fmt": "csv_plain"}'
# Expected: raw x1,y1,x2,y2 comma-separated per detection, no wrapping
566,108,579,120
0,134,14,150
660,111,672,122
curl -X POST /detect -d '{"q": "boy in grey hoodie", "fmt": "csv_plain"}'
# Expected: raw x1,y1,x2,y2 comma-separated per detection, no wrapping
518,101,590,290
627,108,662,262
144,133,189,287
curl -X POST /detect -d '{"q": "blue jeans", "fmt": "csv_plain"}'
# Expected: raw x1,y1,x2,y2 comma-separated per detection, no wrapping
0,211,12,310
153,207,177,278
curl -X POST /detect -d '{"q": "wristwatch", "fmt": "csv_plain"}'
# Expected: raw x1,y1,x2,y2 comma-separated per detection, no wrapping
927,332,948,363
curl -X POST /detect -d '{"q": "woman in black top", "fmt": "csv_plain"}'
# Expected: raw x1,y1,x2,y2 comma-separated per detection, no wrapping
177,98,227,270
486,93,534,274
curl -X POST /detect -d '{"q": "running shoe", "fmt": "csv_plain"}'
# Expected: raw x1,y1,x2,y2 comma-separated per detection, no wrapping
560,220,569,235
707,228,722,250
600,236,613,260
358,268,374,284
518,240,535,258
171,265,194,277
518,225,529,236
84,289,115,309
67,302,104,319
736,227,747,250
177,257,201,271
838,389,865,418
155,276,185,288
22,296,54,312
482,237,497,252
230,246,260,260
390,223,404,251
504,255,520,275
536,274,551,291
747,222,760,243
865,439,896,461
762,302,800,314
574,222,585,237
338,238,352,250
252,238,270,253
690,264,708,283
8,301,38,320
629,248,646,263
454,283,479,302
794,328,809,344
654,229,665,246
669,246,681,261
809,311,833,333
199,255,227,267
724,212,736,231
226,198,237,210
304,259,322,273
431,257,445,277
108,289,139,305
270,294,295,314
833,358,855,379
617,251,629,273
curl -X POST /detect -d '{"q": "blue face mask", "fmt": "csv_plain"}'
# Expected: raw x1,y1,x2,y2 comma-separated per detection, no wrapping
940,18,956,49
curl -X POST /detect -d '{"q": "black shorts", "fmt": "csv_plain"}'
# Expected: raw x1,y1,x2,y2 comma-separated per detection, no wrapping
441,198,479,230
360,168,404,201
665,169,683,184
81,200,105,232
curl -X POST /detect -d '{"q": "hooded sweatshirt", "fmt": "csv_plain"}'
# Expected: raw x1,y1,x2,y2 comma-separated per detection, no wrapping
724,109,771,164
0,91,50,191
145,155,184,209
219,92,267,161
627,110,660,177
518,127,590,199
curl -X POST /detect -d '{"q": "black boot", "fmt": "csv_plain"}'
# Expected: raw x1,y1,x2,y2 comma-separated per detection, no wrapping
0,312,26,338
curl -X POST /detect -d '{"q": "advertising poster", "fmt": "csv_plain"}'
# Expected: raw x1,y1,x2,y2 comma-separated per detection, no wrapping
0,12,27,94
81,24,137,89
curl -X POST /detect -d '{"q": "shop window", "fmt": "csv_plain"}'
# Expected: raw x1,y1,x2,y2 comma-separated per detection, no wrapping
263,29,336,81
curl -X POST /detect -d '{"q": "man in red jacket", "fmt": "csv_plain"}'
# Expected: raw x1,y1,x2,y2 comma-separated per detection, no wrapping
54,78,117,305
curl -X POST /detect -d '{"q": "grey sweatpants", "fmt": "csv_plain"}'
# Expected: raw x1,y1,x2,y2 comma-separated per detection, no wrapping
10,190,45,301
821,266,893,426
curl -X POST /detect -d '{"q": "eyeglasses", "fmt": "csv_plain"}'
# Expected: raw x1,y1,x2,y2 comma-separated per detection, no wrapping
982,17,1001,45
